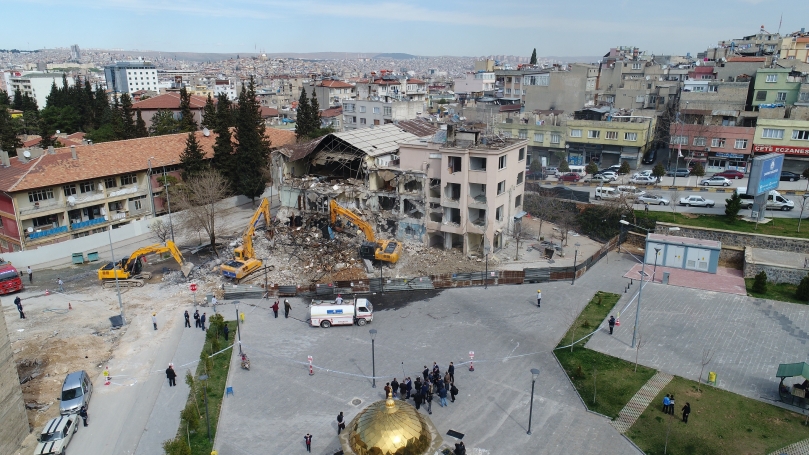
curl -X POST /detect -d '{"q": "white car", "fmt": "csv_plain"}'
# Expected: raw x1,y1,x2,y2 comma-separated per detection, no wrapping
629,175,657,185
588,174,615,183
637,194,670,206
632,170,653,179
678,195,715,207
700,176,731,187
35,414,79,455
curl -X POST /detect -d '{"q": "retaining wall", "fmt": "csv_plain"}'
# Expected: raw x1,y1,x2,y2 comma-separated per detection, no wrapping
744,247,809,285
0,303,30,453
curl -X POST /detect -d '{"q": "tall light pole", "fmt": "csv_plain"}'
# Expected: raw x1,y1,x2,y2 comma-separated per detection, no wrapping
233,300,242,355
199,374,211,443
799,195,809,233
572,242,581,285
620,219,650,349
653,247,661,282
162,166,175,242
484,243,490,289
369,329,377,388
527,368,540,435
147,158,156,218
107,226,125,324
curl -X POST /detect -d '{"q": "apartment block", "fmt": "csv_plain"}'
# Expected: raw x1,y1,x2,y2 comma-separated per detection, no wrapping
495,111,567,166
313,79,356,107
342,99,426,130
9,72,74,109
453,71,496,98
565,108,656,168
753,106,809,171
104,60,158,95
780,31,809,71
752,68,804,107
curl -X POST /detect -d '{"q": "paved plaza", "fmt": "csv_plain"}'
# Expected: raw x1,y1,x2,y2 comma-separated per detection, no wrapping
213,264,640,455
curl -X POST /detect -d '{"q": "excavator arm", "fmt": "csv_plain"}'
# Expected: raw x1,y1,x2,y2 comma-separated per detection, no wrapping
329,200,375,242
123,241,192,276
235,198,271,262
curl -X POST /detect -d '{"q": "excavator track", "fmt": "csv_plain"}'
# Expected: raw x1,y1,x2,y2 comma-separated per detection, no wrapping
101,272,151,288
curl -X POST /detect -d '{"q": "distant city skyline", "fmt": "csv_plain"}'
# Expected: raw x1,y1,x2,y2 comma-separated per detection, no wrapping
1,0,805,58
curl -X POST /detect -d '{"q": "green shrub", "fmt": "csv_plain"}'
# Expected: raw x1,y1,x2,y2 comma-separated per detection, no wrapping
796,274,809,301
752,271,768,293
162,437,191,455
558,159,570,173
586,162,599,175
725,192,742,219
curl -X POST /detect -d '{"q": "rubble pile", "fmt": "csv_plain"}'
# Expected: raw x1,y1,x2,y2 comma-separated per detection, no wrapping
392,241,481,277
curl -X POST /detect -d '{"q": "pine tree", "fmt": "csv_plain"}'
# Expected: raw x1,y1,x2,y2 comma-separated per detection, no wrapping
178,87,198,132
530,48,537,65
12,88,23,110
135,109,148,138
211,93,235,187
233,77,271,201
0,106,23,154
93,85,109,130
0,90,10,107
109,95,125,140
148,109,179,136
296,87,312,141
201,94,216,130
179,132,207,180
38,119,54,149
309,89,321,136
119,93,136,139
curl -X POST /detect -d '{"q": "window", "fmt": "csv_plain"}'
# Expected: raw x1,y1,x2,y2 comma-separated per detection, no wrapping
569,129,582,138
129,195,146,211
502,131,512,138
518,148,525,161
776,92,787,102
63,184,76,197
762,128,784,139
360,118,366,124
534,133,544,142
693,137,706,147
711,138,726,148
518,130,527,139
344,103,355,113
632,63,642,70
505,88,511,94
517,172,524,184
793,130,809,140
79,181,95,193
635,95,645,103
104,177,117,189
498,155,507,169
800,93,809,102
765,74,778,83
587,130,600,139
496,205,504,221
384,106,392,116
550,133,560,144
359,106,366,113
515,194,522,208
28,188,54,203
605,131,618,140
497,180,506,195
624,132,638,141
120,174,137,185
755,91,767,101
373,107,380,114
734,139,748,149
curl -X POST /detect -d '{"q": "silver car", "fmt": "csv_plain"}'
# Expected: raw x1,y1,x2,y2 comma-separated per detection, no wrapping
59,371,93,415
678,195,715,207
637,194,670,206
700,176,731,187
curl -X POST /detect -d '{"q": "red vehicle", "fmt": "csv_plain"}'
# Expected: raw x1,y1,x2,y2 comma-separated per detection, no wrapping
713,170,744,180
0,260,23,295
558,173,581,182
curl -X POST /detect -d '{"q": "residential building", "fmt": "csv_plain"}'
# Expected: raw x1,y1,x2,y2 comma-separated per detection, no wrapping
313,79,355,107
495,111,567,167
399,127,527,254
354,72,428,102
104,60,158,95
714,57,767,82
320,106,343,132
494,67,550,103
8,72,74,108
454,72,497,99
704,28,782,61
342,99,426,131
131,93,209,130
522,64,592,113
752,106,809,171
565,107,656,168
751,68,804,107
688,66,717,81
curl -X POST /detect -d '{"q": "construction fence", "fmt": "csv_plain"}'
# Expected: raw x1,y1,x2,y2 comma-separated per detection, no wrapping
223,235,619,300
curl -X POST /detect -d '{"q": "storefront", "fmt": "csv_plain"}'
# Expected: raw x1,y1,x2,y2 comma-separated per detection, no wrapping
752,144,809,172
706,152,749,174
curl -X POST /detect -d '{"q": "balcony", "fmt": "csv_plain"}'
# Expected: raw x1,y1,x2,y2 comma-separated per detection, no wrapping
19,200,62,216
468,194,487,208
28,225,68,240
71,217,107,231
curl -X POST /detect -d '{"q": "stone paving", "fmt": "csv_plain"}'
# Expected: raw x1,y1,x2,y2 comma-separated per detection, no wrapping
770,438,809,455
610,372,673,434
624,262,747,295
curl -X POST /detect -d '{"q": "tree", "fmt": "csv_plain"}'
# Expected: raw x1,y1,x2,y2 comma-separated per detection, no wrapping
0,89,10,107
803,167,809,181
585,162,599,175
178,87,198,133
652,163,666,182
179,132,207,180
796,274,809,302
162,437,191,455
149,109,180,136
524,189,563,241
295,87,313,141
135,109,148,138
38,118,55,149
752,271,768,293
148,219,173,243
690,161,705,178
725,192,742,219
201,94,216,130
12,88,23,110
233,78,271,201
697,348,714,392
0,106,23,154
119,93,136,139
530,48,537,65
619,160,631,176
558,158,570,173
174,169,229,256
211,93,235,188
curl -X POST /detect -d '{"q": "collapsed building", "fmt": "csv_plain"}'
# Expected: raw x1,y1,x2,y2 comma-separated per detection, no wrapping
273,121,528,257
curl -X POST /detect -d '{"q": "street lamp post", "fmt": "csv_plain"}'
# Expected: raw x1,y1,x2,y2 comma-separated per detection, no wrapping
572,242,581,285
620,220,651,349
162,166,175,242
199,374,211,443
799,195,809,233
484,244,490,289
234,300,242,355
527,368,540,435
107,227,125,324
369,329,377,388
653,247,661,282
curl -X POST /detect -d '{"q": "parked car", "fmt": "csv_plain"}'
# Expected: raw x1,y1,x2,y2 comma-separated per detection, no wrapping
595,170,618,180
608,164,627,174
59,370,93,415
678,195,715,207
629,175,657,185
641,149,657,164
666,168,691,177
588,174,615,183
780,171,803,182
636,194,670,206
632,170,653,179
526,170,545,180
713,170,744,180
594,187,620,200
700,176,731,187
543,167,559,177
617,185,646,198
36,414,79,455
558,173,581,182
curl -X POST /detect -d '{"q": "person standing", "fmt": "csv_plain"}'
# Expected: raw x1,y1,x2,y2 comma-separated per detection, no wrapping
184,310,191,328
304,433,312,452
200,312,206,331
438,384,448,407
682,402,691,423
152,313,158,330
422,366,429,381
27,266,32,283
384,382,391,397
668,394,675,415
335,294,343,305
425,383,433,415
337,412,345,435
405,377,412,399
211,296,217,313
194,310,200,328
272,299,280,318
413,390,422,410
450,383,458,403
79,405,88,427
14,296,25,319
537,289,542,307
284,299,291,318
444,372,451,389
391,378,399,398
608,315,616,335
166,364,177,387
399,380,407,400
223,324,230,341
448,362,455,383
662,394,670,413
57,278,64,292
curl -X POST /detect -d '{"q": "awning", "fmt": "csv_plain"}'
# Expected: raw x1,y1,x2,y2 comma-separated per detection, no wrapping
776,362,809,379
712,109,740,117
513,211,528,220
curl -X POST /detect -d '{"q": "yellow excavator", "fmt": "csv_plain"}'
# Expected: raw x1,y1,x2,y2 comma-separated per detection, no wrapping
97,240,193,288
221,197,271,282
329,200,402,263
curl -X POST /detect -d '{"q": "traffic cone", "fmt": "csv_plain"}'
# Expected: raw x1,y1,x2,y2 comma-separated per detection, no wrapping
103,367,110,385
45,289,50,296
469,361,474,372
309,364,314,376
615,311,621,327
68,302,73,310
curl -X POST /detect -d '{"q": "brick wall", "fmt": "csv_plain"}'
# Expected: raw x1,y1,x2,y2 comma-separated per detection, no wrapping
0,305,30,453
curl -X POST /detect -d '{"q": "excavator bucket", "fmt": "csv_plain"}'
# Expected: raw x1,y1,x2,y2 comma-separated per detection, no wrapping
181,262,194,277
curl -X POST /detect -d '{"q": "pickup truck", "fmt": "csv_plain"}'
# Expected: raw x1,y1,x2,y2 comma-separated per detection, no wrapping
309,297,373,328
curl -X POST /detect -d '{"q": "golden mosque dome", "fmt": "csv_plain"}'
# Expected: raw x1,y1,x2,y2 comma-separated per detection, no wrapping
343,393,443,455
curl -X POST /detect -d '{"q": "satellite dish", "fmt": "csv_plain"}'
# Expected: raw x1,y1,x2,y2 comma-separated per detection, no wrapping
98,183,104,191
100,207,107,215
202,127,210,137
23,150,31,158
56,130,60,134
67,196,76,206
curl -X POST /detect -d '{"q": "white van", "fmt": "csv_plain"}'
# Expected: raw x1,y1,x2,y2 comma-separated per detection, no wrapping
735,188,794,211
568,165,587,177
594,187,620,200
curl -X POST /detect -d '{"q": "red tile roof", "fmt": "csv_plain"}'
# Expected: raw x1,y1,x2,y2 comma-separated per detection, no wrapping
373,79,402,85
260,106,280,118
727,57,766,62
22,136,42,147
320,106,343,118
406,78,426,84
132,92,209,110
318,80,354,89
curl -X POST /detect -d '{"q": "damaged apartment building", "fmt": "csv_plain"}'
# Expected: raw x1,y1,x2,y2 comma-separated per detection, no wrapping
274,123,434,244
274,121,528,257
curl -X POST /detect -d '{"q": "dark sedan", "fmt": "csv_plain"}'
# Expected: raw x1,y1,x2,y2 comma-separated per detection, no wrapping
781,171,803,182
713,170,744,180
665,168,690,177
558,173,581,182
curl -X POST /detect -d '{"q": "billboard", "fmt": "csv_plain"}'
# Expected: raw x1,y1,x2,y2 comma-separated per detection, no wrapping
747,153,783,197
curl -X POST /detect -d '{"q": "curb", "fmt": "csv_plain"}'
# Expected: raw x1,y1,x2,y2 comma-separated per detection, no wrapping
541,181,809,196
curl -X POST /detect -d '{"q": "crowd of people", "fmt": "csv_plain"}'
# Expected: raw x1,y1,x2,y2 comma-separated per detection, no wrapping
382,361,459,416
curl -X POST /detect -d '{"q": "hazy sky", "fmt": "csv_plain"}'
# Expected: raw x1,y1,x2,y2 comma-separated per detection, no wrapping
2,0,805,57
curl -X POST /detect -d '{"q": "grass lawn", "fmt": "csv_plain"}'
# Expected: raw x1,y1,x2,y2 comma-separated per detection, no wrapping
554,292,657,418
745,279,808,305
627,376,809,455
634,210,809,240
